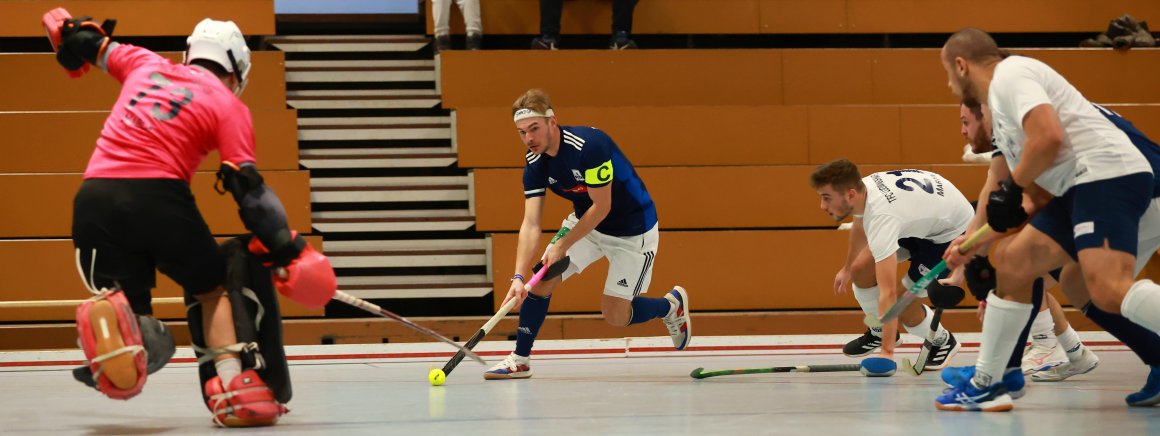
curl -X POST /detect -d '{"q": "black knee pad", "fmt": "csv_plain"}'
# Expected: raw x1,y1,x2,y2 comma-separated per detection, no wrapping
187,237,291,406
927,283,967,309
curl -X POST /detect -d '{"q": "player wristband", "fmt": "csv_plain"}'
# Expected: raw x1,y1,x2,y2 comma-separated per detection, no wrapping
511,274,525,282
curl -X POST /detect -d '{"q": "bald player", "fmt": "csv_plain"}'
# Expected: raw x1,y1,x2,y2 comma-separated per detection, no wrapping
934,28,1160,412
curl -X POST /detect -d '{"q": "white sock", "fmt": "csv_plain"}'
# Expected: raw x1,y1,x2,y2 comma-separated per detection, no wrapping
1056,327,1085,361
903,304,947,343
854,284,883,338
1121,279,1160,335
973,293,1033,388
215,357,242,386
1030,308,1057,347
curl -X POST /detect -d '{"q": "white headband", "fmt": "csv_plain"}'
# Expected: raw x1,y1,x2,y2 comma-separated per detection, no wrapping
514,108,555,122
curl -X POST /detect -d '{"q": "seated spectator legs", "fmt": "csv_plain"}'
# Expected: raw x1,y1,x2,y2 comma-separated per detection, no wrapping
533,0,563,49
461,0,483,50
610,0,639,49
432,0,453,51
433,0,483,52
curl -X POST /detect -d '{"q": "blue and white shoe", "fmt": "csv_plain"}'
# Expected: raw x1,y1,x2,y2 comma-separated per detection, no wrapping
941,365,1025,399
483,353,532,380
935,380,1014,412
1127,365,1160,406
663,286,691,350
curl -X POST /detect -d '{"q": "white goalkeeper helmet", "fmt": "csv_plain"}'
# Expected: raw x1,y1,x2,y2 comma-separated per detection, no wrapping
185,18,251,96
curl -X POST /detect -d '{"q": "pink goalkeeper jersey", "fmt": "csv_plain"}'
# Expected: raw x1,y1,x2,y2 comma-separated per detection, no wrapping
84,44,256,182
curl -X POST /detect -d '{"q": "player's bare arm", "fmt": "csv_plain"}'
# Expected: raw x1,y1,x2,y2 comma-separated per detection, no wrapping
1011,104,1066,188
504,196,546,308
874,252,901,358
544,183,611,268
835,217,868,294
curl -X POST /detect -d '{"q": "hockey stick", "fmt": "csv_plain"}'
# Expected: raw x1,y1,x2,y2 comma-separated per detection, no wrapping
900,285,966,376
865,224,993,328
34,293,484,364
901,310,945,376
331,290,487,365
691,363,862,379
440,227,573,377
440,257,571,377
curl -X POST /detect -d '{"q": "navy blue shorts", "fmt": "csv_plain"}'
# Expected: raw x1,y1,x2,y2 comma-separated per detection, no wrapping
1029,172,1153,261
898,237,953,282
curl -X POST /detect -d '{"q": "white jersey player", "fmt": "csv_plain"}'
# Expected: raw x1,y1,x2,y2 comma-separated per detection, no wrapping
936,27,1160,412
812,160,972,372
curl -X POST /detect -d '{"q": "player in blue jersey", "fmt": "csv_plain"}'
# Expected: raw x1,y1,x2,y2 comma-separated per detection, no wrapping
484,89,692,380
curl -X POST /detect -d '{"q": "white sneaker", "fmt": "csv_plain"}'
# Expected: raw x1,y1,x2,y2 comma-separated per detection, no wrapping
1032,347,1100,382
483,353,532,380
662,286,691,350
1021,341,1067,375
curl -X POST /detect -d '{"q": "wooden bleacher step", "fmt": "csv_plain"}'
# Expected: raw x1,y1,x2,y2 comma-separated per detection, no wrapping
287,89,442,110
285,59,436,82
267,35,431,53
323,239,486,269
309,175,469,203
337,274,492,300
311,209,475,233
300,147,456,169
279,33,487,308
298,116,452,141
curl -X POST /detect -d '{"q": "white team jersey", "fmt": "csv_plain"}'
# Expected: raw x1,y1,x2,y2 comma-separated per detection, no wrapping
861,170,974,262
988,56,1152,196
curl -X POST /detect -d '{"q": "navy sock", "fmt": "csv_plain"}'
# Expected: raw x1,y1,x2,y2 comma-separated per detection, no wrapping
1084,302,1160,366
514,294,551,357
628,296,672,325
1005,279,1044,370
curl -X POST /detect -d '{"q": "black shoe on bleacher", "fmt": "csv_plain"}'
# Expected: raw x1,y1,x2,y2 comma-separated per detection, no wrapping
531,35,558,50
610,31,637,50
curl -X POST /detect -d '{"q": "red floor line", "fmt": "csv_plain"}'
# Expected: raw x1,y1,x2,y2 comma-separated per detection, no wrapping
0,340,1127,368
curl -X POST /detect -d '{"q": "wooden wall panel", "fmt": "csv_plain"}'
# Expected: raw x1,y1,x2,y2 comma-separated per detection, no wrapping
4,0,275,37
0,109,298,172
442,50,1160,107
440,50,783,108
455,106,810,168
758,0,847,34
0,236,323,322
847,0,1160,33
0,171,311,237
492,230,857,312
473,164,988,231
427,0,760,35
0,51,286,111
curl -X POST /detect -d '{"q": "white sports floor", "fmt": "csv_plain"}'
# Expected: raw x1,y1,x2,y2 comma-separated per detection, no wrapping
1,334,1157,435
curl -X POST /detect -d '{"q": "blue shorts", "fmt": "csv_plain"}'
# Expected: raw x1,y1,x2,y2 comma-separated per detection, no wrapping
1097,106,1160,197
898,237,953,282
1029,172,1153,260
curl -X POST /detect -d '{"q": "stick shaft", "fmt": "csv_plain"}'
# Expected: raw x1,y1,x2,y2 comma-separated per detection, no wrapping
331,290,486,364
872,225,993,326
908,307,945,375
692,363,861,379
442,227,572,375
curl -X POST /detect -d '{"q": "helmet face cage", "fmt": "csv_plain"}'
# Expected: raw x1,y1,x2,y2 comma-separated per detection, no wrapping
184,19,251,96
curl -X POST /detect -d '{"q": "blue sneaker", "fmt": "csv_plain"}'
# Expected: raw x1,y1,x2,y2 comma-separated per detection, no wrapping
935,380,1014,412
1127,365,1160,406
941,365,1025,399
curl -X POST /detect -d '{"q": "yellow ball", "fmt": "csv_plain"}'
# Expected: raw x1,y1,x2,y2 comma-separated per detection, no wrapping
428,368,446,386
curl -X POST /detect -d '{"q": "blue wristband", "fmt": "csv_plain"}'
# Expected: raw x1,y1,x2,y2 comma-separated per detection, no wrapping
511,274,525,282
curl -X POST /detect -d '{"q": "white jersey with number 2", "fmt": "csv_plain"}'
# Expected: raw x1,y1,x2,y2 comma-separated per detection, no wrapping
861,170,974,262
